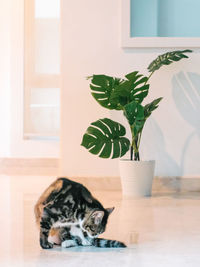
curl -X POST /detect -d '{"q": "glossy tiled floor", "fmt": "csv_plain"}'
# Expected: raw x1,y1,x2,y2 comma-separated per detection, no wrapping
1,175,200,267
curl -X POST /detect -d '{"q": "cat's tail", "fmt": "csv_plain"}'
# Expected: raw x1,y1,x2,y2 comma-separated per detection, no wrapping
92,238,126,248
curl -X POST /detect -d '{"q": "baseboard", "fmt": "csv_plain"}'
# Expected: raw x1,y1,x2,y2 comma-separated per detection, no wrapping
69,176,200,193
0,158,199,192
152,176,200,193
0,158,59,175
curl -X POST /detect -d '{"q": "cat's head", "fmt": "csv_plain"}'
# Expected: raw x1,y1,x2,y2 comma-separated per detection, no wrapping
81,207,114,238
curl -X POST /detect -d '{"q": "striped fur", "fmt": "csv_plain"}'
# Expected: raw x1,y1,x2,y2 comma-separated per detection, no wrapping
92,238,126,248
59,226,126,248
34,177,126,249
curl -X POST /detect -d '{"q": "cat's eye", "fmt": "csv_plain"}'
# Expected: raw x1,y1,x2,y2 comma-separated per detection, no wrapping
90,226,96,231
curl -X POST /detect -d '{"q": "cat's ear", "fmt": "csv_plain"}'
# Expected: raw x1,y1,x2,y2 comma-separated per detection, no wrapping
106,207,115,215
91,211,104,224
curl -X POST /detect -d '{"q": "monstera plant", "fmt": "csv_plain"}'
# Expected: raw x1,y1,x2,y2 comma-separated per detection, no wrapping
81,50,192,162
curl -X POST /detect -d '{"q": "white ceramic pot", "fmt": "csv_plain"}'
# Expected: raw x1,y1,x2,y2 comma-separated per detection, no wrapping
119,160,155,197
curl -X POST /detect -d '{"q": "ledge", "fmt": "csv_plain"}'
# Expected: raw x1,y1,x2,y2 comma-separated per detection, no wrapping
0,158,199,192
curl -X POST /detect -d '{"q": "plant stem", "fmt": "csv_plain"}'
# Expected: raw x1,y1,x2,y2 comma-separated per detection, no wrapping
134,151,140,161
131,71,155,161
131,139,138,161
146,71,154,83
130,146,133,161
128,71,155,161
129,124,140,161
137,128,144,151
134,139,140,161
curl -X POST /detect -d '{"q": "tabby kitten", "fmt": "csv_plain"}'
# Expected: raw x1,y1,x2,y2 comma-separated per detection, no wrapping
34,177,126,249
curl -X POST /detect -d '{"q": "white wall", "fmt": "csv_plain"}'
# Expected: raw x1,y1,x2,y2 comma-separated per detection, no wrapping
61,0,200,177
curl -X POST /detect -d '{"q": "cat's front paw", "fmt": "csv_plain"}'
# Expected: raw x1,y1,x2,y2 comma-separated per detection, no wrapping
61,240,76,248
40,238,54,249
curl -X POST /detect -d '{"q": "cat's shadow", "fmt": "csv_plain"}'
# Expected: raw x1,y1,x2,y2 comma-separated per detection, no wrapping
61,244,129,252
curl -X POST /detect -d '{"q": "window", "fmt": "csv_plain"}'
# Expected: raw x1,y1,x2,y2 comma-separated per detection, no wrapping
130,0,200,37
121,0,200,47
24,0,60,139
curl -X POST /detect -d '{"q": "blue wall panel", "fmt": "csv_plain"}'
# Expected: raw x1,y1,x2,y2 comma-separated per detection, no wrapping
130,0,200,37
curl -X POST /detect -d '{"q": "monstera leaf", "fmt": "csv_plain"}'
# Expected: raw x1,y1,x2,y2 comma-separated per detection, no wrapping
148,50,192,73
110,71,149,106
144,97,163,119
123,101,145,136
81,118,130,159
89,75,123,110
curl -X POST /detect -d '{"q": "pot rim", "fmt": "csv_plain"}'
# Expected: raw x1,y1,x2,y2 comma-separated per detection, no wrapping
119,159,155,163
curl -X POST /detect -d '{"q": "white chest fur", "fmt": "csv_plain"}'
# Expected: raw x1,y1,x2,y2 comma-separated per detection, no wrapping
52,221,78,228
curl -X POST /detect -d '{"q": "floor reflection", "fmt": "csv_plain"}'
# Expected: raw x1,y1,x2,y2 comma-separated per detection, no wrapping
1,175,200,267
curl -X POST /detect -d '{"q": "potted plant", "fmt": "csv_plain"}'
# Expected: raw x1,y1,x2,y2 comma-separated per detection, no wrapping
81,50,192,197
